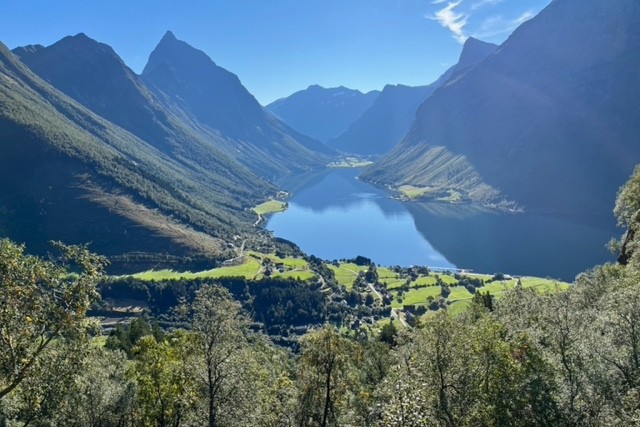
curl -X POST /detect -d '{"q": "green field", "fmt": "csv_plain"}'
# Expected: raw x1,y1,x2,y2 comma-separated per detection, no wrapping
447,300,472,316
398,185,432,199
378,267,405,288
447,286,473,302
252,200,288,215
328,263,367,288
123,255,570,322
123,251,322,283
126,257,263,281
392,286,442,308
475,277,570,298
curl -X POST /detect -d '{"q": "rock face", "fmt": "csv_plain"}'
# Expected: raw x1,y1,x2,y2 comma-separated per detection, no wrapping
328,37,497,156
266,85,379,143
363,0,640,214
141,31,333,179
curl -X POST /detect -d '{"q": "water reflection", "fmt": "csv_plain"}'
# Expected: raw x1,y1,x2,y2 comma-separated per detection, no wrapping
269,168,618,281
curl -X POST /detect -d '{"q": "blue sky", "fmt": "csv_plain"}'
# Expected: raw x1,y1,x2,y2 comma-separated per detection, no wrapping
0,0,551,104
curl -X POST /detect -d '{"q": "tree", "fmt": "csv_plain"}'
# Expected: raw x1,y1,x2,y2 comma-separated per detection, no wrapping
54,347,133,427
614,166,640,264
131,334,196,427
296,326,361,427
0,239,106,402
187,284,258,427
379,321,398,346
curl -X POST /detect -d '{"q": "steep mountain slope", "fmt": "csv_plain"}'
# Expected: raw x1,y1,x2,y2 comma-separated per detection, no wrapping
363,0,640,214
141,31,332,179
328,37,497,156
266,85,379,142
327,84,433,155
13,33,274,199
0,41,270,266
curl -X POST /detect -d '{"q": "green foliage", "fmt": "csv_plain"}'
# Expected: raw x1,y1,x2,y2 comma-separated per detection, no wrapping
615,165,640,227
296,326,362,427
0,239,106,402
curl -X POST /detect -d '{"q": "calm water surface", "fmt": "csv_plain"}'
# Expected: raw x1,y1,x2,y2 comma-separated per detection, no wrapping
267,168,618,281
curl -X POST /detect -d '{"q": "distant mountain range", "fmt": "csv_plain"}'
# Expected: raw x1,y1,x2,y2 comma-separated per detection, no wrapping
266,37,497,157
326,37,497,156
363,0,640,214
266,85,379,143
1,32,332,267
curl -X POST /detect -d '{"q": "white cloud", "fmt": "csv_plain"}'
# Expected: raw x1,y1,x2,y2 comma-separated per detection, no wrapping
472,9,535,39
429,1,469,44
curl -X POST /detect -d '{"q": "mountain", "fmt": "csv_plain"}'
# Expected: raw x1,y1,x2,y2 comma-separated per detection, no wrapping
13,33,269,190
363,0,640,214
266,85,379,142
328,37,497,156
327,84,433,155
141,31,333,180
0,40,273,268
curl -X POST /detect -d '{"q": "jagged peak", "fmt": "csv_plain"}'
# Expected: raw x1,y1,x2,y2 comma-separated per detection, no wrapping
457,37,498,69
160,30,177,44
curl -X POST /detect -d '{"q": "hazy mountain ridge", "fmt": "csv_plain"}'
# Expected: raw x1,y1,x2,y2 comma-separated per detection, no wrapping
266,85,379,142
363,0,640,214
328,37,497,156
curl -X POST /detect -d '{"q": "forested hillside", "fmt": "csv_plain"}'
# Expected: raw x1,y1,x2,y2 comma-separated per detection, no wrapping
0,40,275,266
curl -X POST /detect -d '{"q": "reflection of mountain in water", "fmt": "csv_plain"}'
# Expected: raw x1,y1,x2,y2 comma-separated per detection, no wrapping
272,168,617,280
278,168,405,218
406,202,617,281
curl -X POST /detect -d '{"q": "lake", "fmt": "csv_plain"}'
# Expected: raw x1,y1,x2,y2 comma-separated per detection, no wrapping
267,168,619,281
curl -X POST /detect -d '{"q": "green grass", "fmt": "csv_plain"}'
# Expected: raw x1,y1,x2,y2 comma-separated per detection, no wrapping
477,281,514,296
378,268,406,289
377,267,399,279
328,265,357,288
475,278,570,298
328,263,368,289
434,274,459,285
414,276,439,286
398,185,432,199
447,300,472,316
383,279,407,289
126,257,262,281
392,286,442,308
252,200,287,215
447,286,473,302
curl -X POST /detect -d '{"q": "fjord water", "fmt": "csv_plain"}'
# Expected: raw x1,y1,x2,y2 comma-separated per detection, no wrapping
267,168,618,281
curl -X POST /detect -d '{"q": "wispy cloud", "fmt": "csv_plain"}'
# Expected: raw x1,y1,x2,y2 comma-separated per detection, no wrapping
472,9,535,39
470,0,505,11
429,1,469,44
